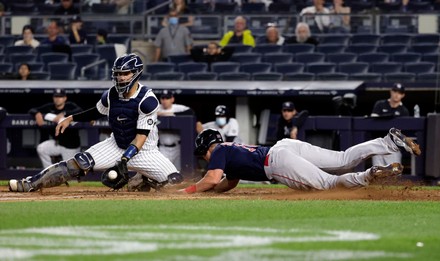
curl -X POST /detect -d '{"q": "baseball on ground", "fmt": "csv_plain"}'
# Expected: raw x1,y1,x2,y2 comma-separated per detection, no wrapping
108,170,118,180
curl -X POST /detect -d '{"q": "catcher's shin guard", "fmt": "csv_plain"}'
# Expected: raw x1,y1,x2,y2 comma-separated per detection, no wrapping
9,158,85,192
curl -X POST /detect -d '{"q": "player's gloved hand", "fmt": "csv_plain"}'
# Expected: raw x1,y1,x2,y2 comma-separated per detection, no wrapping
115,159,129,181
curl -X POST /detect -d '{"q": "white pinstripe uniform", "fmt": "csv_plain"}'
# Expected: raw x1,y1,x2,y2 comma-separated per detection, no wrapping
86,85,178,182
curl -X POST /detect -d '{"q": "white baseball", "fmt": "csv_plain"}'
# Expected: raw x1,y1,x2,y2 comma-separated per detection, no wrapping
108,170,118,180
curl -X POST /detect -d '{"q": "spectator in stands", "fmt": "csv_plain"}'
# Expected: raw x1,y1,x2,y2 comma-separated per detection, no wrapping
196,105,242,143
54,0,80,15
15,63,31,81
370,83,409,166
329,0,351,33
96,28,108,45
257,24,285,45
41,20,68,46
157,90,196,170
190,42,234,71
154,10,193,62
68,15,87,44
219,16,256,48
29,88,82,169
276,101,309,140
111,0,133,14
300,0,330,33
162,0,194,27
14,25,40,49
285,22,319,45
382,0,409,12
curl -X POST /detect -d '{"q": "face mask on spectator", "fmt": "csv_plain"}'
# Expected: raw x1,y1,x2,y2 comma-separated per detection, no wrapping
216,117,227,126
169,17,178,25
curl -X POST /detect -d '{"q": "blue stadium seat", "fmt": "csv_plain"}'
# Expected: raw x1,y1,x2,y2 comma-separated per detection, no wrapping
306,62,337,74
214,2,237,13
295,52,325,64
262,52,294,65
240,62,272,74
326,52,357,64
187,3,213,14
370,62,403,74
338,62,369,74
357,52,389,63
9,53,37,67
318,35,350,45
268,2,292,13
241,2,266,13
35,44,53,61
72,53,101,80
48,62,77,80
404,62,435,74
230,52,262,64
145,62,175,75
345,44,377,54
377,44,408,54
0,63,13,73
411,43,439,54
283,72,315,81
5,45,34,62
274,63,305,74
91,3,117,13
0,35,16,47
187,72,218,81
253,44,283,54
407,1,433,12
282,44,315,54
391,52,421,63
384,72,416,82
178,62,208,76
40,52,69,71
168,54,193,65
316,44,346,54
316,72,349,81
381,34,412,45
349,73,382,81
218,72,251,81
412,34,440,45
30,71,50,80
140,72,151,81
422,54,440,71
227,44,253,53
350,34,380,45
95,44,117,68
252,72,283,81
154,72,185,80
70,44,94,55
211,62,240,74
417,72,440,82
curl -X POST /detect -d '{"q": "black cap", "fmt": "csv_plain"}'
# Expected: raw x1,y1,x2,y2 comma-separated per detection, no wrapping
391,83,405,93
161,90,174,99
215,105,228,116
53,88,66,97
282,101,295,110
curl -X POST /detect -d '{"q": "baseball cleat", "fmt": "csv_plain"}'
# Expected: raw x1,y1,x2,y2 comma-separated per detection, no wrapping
370,162,404,179
8,177,34,192
389,128,421,156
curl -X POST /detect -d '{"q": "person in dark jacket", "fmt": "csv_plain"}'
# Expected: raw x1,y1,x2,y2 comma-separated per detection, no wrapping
190,42,234,71
276,101,309,140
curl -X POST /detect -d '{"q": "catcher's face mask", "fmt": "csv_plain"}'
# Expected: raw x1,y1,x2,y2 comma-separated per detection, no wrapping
112,53,143,95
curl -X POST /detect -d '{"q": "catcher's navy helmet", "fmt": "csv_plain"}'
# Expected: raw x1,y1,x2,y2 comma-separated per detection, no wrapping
194,128,224,156
112,53,143,95
214,105,228,116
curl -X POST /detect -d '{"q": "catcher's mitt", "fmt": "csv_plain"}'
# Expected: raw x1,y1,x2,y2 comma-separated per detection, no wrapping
101,160,129,190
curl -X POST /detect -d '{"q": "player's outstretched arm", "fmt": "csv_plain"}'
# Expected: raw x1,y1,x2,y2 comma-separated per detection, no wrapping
213,177,239,193
179,169,224,194
55,115,73,136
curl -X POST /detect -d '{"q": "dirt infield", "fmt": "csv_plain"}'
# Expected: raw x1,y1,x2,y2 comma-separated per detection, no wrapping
1,181,440,202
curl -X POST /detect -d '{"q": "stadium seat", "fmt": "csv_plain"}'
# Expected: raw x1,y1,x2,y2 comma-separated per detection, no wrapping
0,63,13,73
140,72,151,81
350,34,380,45
384,72,416,82
40,52,69,71
318,35,350,45
377,44,408,54
349,73,382,81
282,44,315,55
145,62,175,75
168,54,193,65
391,52,421,63
381,34,412,45
9,53,37,67
412,34,440,45
262,52,294,65
187,72,218,80
213,2,237,13
295,52,325,64
407,1,433,12
316,44,346,54
35,44,53,61
326,52,357,64
48,62,77,80
178,62,208,75
411,43,439,54
338,62,369,74
241,2,266,13
252,72,283,81
357,52,389,63
240,62,272,74
0,35,16,47
30,71,50,80
16,62,44,72
5,45,34,62
370,62,403,74
404,62,435,74
283,72,315,81
154,72,185,80
72,53,101,80
227,44,253,53
91,3,117,13
417,72,440,82
316,72,349,81
274,63,305,74
345,44,377,54
268,2,292,13
95,44,118,67
253,44,283,54
211,61,241,74
230,52,262,64
218,72,251,81
70,44,94,55
422,54,440,70
306,62,337,74
187,3,213,14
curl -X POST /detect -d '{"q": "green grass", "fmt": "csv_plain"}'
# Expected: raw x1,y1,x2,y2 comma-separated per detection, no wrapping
1,198,439,260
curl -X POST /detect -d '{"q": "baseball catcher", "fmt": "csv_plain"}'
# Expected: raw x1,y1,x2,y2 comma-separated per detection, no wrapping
9,53,183,192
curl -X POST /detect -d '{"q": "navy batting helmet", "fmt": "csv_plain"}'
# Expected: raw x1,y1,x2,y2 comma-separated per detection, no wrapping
194,128,224,156
215,105,228,116
112,53,143,95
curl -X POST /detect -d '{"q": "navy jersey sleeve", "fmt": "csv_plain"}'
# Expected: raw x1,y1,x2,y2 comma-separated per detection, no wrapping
206,146,227,171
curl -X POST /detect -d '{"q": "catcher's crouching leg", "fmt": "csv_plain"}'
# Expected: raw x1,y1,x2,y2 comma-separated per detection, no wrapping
8,152,95,192
127,172,184,192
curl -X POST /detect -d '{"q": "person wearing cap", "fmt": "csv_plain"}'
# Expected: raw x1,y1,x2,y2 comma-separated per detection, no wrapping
157,90,195,170
370,83,410,166
68,15,87,44
28,89,82,168
14,25,40,49
276,101,309,141
196,105,242,143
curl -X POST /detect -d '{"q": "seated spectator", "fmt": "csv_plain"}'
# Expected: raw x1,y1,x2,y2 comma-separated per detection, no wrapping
96,28,108,45
191,42,234,71
285,22,319,45
276,101,309,140
257,25,285,45
219,16,256,48
300,0,330,33
329,0,351,33
54,0,80,15
41,20,68,46
111,0,132,14
162,0,194,27
14,25,40,49
68,15,87,44
15,63,31,80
